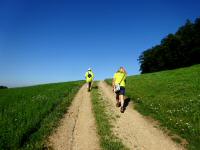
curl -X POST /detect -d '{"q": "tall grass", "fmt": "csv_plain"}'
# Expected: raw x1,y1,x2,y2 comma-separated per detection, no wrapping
105,65,200,150
0,81,84,149
91,83,128,150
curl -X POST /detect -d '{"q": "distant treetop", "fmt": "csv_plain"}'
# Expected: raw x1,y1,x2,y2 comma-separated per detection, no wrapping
139,17,200,73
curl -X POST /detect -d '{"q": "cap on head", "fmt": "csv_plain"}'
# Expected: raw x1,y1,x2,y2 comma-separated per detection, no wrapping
88,68,92,71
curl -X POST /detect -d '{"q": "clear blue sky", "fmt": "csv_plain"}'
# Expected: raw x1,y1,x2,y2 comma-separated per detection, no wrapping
0,0,200,87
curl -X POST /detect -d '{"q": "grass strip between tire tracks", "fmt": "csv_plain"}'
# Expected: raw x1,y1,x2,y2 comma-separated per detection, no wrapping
91,82,128,150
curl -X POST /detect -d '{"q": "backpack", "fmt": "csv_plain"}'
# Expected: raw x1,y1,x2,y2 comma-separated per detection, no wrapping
88,72,92,78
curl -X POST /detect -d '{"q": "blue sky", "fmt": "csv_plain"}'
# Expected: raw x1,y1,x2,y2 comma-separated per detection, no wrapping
0,0,200,87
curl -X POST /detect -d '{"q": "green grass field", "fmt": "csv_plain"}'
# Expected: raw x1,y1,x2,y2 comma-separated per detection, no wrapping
0,81,84,150
91,83,128,150
105,64,200,150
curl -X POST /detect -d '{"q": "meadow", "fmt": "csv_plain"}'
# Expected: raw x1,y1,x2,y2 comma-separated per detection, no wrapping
105,64,200,150
0,81,84,149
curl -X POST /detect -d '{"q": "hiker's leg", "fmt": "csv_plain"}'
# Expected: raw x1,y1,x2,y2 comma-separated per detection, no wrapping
120,87,125,107
116,93,121,107
119,87,126,112
90,81,93,90
88,82,91,91
120,94,125,113
119,94,124,108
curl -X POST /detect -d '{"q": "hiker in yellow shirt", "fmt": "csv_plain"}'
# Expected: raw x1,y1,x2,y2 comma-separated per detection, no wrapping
112,67,127,113
85,68,94,91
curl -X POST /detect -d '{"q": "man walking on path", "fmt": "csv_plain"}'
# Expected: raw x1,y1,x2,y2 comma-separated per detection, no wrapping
112,67,127,113
85,68,94,92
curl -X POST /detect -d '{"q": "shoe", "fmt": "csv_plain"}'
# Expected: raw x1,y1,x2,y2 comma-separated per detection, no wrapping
120,107,125,113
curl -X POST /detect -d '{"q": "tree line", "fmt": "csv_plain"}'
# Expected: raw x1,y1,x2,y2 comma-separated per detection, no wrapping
139,17,200,73
0,86,8,89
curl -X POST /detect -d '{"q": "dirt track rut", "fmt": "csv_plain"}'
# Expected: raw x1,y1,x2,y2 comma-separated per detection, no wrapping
98,81,185,150
48,81,186,150
48,84,100,150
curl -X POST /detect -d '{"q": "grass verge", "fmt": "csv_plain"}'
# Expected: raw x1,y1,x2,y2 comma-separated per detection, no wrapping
91,82,128,150
0,81,84,149
105,64,200,150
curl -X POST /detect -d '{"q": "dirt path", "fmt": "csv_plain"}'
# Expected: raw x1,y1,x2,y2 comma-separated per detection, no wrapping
98,81,185,150
48,84,100,150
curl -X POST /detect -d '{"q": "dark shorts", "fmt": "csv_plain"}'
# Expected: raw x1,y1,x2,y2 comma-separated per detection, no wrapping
116,86,125,96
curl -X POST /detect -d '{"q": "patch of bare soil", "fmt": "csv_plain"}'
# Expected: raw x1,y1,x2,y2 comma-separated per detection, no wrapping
48,84,100,150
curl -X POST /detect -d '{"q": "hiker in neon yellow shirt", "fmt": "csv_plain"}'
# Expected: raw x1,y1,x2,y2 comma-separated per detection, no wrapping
85,68,94,91
112,67,127,113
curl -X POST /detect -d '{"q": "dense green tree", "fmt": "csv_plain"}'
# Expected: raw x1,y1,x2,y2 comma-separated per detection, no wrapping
139,17,200,73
